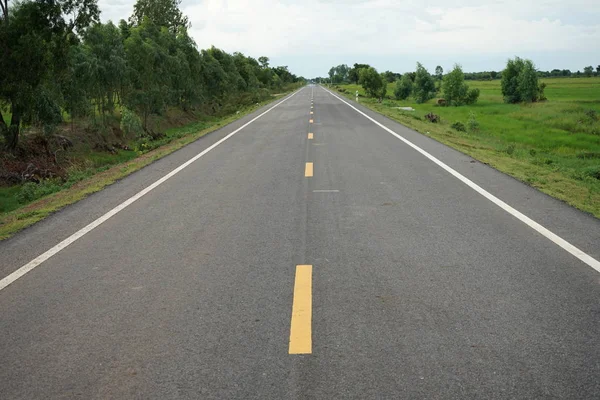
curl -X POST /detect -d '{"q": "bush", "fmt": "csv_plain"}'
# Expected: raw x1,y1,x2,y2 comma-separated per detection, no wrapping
451,121,466,132
442,65,480,106
413,62,436,104
424,112,440,123
584,166,600,180
394,75,413,100
120,107,144,138
464,88,480,105
505,144,516,155
359,67,386,99
17,180,62,204
467,111,480,131
501,57,545,103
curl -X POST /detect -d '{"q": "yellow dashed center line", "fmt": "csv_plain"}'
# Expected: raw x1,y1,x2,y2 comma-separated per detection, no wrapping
308,133,313,139
309,119,313,123
305,162,313,177
310,111,313,115
289,265,312,354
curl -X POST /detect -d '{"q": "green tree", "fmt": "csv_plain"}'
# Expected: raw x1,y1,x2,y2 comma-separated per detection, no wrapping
130,0,189,32
394,74,412,100
413,62,436,104
501,57,544,103
0,0,98,150
583,66,593,77
348,63,370,84
358,67,385,99
442,64,480,106
435,65,443,82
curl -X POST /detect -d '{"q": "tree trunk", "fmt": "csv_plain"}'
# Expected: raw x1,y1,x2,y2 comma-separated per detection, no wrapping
3,104,21,150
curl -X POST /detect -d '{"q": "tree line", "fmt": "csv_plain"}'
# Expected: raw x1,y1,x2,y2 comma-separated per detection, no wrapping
0,0,304,151
324,57,553,106
320,62,600,85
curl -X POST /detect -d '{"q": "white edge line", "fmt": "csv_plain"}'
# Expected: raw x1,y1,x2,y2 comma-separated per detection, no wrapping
0,88,304,292
312,190,339,193
322,86,600,273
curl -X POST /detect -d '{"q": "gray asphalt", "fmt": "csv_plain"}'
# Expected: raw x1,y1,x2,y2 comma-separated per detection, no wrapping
1,85,599,399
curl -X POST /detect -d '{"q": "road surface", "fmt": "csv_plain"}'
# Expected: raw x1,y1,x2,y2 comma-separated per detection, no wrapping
1,85,599,399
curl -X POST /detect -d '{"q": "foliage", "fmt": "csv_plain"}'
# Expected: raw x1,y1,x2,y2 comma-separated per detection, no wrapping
467,111,480,131
120,107,144,137
130,0,189,32
501,57,545,103
394,75,413,100
413,62,436,104
442,65,480,106
359,67,386,99
348,63,371,84
450,121,466,132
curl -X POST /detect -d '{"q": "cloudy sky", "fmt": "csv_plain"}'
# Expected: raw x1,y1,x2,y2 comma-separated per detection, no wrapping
99,0,600,78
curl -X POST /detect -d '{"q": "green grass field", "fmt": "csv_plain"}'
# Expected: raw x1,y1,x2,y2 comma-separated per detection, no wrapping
334,77,600,217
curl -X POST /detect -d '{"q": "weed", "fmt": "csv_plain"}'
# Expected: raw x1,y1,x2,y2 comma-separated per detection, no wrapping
451,121,466,132
467,111,480,132
505,144,516,155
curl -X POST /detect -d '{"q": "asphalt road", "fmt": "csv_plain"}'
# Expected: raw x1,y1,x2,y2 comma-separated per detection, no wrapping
1,85,600,399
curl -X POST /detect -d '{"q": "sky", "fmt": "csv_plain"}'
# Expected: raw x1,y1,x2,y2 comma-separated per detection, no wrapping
99,0,600,78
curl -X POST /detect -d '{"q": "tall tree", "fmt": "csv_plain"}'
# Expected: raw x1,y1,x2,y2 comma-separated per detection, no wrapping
130,0,189,32
413,62,436,104
0,0,98,150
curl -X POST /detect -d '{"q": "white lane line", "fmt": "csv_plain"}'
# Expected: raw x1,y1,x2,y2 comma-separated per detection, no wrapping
0,89,304,292
313,190,339,193
322,86,600,273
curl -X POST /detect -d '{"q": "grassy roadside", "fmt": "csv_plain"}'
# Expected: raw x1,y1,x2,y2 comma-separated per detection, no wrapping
0,91,295,240
330,79,600,218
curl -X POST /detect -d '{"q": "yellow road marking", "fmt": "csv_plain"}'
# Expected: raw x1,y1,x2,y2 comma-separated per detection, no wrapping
308,133,313,139
289,265,312,354
305,162,313,177
309,119,313,123
310,111,313,115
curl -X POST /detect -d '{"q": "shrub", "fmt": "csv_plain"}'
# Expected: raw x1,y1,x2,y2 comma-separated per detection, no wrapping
413,62,436,104
442,65,480,106
451,121,466,132
501,57,545,103
359,67,386,99
584,109,598,121
505,144,516,155
424,112,440,123
120,107,144,137
583,166,600,180
467,111,480,131
17,180,62,204
394,74,413,100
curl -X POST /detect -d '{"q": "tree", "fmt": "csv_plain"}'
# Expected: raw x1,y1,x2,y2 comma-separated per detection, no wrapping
596,65,600,75
348,63,370,84
435,65,443,81
0,0,99,150
328,67,335,84
130,0,189,32
442,64,480,106
490,71,498,79
413,62,436,104
358,67,385,99
501,57,544,103
394,74,412,100
383,70,400,83
583,66,593,77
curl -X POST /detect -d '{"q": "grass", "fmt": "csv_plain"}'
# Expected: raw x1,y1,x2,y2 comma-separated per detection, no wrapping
333,77,600,217
0,92,292,240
